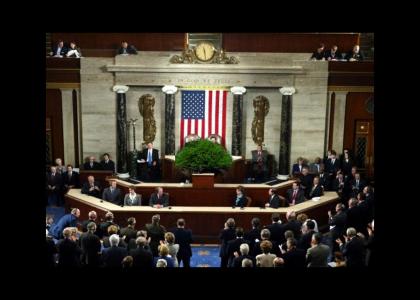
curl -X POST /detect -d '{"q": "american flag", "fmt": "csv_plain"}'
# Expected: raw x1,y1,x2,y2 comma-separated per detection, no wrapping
180,90,228,148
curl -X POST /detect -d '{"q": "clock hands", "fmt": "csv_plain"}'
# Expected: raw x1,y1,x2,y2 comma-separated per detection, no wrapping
203,47,206,60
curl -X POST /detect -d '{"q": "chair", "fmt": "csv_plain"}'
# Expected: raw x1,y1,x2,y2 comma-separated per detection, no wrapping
246,196,252,207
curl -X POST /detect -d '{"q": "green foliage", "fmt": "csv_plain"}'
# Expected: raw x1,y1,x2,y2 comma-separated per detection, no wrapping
175,139,233,172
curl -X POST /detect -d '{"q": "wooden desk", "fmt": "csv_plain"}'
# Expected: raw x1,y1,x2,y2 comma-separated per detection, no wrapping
113,179,295,207
65,189,339,243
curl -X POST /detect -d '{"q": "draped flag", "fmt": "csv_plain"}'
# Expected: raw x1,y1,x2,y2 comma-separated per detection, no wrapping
180,90,227,148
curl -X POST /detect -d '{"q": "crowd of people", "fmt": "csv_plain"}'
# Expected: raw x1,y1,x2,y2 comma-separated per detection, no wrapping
310,44,365,61
49,40,138,58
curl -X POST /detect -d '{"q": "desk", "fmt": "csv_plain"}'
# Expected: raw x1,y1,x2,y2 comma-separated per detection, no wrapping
113,179,295,207
65,189,339,243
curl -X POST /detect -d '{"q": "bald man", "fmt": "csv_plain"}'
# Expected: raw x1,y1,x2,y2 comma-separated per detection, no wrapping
81,175,101,198
83,156,102,170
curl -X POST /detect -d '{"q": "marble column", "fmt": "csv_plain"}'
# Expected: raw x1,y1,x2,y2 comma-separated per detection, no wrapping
113,85,129,173
162,85,178,155
332,91,348,154
230,86,246,156
60,88,76,166
278,87,296,176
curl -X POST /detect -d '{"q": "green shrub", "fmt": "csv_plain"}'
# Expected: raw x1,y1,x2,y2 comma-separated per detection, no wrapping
175,139,233,173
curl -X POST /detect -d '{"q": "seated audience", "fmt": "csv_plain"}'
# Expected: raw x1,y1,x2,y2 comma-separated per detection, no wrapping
83,156,102,170
324,45,341,61
233,185,246,207
346,44,364,61
310,43,325,60
102,179,122,205
149,187,169,208
117,41,138,55
286,182,306,206
50,40,67,57
100,153,115,172
81,175,101,198
265,188,286,208
66,41,82,58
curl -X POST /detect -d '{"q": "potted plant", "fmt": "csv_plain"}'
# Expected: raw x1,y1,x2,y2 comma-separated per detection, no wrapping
175,139,233,176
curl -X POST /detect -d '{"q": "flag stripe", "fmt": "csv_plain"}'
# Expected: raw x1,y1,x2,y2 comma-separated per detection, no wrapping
222,90,227,146
215,91,219,136
208,90,213,137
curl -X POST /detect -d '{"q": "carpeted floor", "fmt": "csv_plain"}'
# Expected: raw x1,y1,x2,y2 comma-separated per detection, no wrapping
46,206,221,267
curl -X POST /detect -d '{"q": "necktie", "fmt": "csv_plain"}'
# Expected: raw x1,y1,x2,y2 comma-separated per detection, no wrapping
147,151,152,166
293,190,297,200
356,180,359,188
90,163,93,168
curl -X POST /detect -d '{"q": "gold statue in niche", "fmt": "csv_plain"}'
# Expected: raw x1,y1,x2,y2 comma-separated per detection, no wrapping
138,94,156,144
251,95,270,145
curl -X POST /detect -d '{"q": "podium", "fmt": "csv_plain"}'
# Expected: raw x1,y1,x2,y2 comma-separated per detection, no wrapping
192,173,215,188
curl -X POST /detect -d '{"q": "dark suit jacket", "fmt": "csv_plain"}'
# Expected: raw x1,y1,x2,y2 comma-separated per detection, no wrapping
100,160,115,172
281,248,307,268
81,219,97,233
57,238,82,267
251,150,268,172
80,232,101,266
102,246,128,268
318,173,330,191
340,237,366,267
324,49,341,60
300,174,314,195
311,51,325,60
145,223,166,257
226,237,250,263
129,247,153,268
341,159,353,176
349,178,367,194
292,163,308,175
308,184,324,199
329,211,347,240
265,223,285,245
62,171,79,188
233,194,246,207
51,45,68,56
244,227,261,252
232,254,256,268
268,194,281,208
46,172,62,192
102,187,122,205
81,181,102,198
149,192,169,207
286,188,306,205
83,161,102,170
171,227,193,259
345,50,364,61
283,220,302,240
117,45,138,55
298,230,315,251
140,148,160,166
325,158,341,175
332,178,347,193
120,226,137,244
219,228,236,257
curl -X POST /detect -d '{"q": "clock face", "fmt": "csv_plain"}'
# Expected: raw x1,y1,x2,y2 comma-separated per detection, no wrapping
194,42,215,61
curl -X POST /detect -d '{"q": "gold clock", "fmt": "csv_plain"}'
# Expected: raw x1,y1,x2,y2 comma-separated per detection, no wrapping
194,41,216,62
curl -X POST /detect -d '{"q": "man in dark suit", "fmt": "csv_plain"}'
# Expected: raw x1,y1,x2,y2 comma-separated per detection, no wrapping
232,243,256,268
120,217,138,244
310,43,325,60
309,157,322,175
138,142,160,181
145,214,166,257
81,175,101,198
337,227,366,268
129,236,153,268
102,234,128,268
282,211,302,240
308,176,324,199
298,220,315,252
251,145,269,182
170,218,193,268
280,238,306,268
300,167,313,199
324,45,341,61
325,150,340,176
349,173,367,197
292,157,308,176
318,165,330,191
80,222,101,267
346,198,365,234
286,182,306,206
265,188,286,208
81,210,97,233
62,164,79,193
149,187,169,208
100,153,116,173
102,180,122,205
265,213,285,245
226,227,250,267
244,217,261,253
46,166,63,206
233,185,246,207
97,212,117,239
117,41,138,55
346,45,364,61
50,40,68,57
328,203,347,241
83,156,102,170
